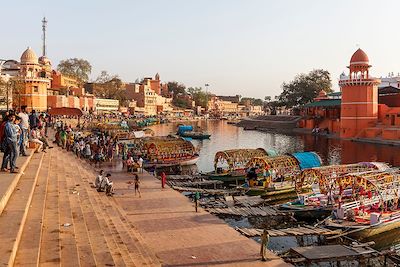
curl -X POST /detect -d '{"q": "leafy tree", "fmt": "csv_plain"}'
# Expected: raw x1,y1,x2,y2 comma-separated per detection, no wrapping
187,87,209,108
240,97,264,106
264,96,272,102
93,71,128,106
57,58,92,86
278,69,332,108
167,81,186,96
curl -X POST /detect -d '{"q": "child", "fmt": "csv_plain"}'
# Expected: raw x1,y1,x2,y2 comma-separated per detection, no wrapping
134,174,141,197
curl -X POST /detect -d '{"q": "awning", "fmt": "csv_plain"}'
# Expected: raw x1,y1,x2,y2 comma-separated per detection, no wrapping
48,107,83,117
303,99,341,108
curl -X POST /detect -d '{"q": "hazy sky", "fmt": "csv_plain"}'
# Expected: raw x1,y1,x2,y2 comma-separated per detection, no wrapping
2,0,400,99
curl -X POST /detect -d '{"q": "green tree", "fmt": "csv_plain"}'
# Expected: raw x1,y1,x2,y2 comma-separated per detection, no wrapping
93,71,128,106
187,87,209,108
57,58,92,86
278,69,332,108
167,81,186,96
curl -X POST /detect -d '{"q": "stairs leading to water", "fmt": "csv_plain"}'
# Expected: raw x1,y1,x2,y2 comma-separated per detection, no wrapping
0,148,161,266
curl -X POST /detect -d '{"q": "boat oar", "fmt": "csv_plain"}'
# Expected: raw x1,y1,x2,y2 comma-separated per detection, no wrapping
326,225,373,240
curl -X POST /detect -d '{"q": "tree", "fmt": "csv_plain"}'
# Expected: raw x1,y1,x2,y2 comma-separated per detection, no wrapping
264,96,272,102
57,58,92,86
167,81,186,96
277,69,332,108
240,97,264,106
93,71,128,106
187,87,209,108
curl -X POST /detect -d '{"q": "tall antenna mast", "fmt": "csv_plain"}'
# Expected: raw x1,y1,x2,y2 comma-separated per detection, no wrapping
42,17,47,57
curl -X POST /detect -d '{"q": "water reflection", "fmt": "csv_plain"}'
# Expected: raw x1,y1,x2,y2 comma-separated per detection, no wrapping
150,120,400,172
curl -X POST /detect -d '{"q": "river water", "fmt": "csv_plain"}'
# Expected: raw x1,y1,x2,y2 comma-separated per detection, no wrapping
150,120,400,251
151,120,400,172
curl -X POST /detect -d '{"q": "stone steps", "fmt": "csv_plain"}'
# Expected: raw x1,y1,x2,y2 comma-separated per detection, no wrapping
0,146,161,266
0,152,45,266
66,153,161,266
14,151,51,266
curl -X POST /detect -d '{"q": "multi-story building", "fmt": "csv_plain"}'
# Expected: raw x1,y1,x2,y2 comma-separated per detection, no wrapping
125,74,172,116
94,98,119,113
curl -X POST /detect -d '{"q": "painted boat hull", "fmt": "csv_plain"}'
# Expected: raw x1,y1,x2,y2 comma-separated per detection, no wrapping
325,217,400,240
180,132,211,139
279,204,333,221
143,155,199,168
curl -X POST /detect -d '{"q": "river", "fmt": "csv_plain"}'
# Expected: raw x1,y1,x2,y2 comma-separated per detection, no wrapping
150,120,400,251
150,119,400,172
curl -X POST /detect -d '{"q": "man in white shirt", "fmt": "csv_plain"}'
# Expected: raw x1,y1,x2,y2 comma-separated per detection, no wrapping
99,173,114,196
138,157,144,173
17,106,29,156
95,170,104,190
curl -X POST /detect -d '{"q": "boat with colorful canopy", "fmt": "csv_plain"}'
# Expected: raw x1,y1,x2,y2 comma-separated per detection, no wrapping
243,152,322,197
280,162,388,221
205,148,275,182
324,169,400,239
142,138,199,167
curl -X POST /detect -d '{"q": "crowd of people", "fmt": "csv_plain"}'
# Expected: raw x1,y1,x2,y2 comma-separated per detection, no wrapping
0,106,52,173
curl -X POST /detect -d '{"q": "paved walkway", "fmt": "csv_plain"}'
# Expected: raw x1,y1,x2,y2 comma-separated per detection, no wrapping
100,162,289,267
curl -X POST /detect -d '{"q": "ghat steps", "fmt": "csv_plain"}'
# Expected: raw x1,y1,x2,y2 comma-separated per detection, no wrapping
0,148,161,266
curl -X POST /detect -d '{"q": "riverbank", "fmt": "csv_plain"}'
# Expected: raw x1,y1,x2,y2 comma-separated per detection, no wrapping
99,162,288,266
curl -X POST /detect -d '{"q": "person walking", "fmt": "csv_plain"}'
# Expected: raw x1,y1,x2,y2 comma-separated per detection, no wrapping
138,156,143,173
1,114,18,173
161,171,167,189
194,191,200,212
134,174,141,197
17,106,29,156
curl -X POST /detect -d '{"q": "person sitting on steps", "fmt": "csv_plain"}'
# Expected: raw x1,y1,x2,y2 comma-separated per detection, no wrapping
99,173,114,196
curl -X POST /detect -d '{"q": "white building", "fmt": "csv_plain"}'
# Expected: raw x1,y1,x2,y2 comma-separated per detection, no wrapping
94,98,119,113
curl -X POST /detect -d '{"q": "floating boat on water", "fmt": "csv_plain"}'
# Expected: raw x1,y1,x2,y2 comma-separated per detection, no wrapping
279,162,391,221
243,152,322,197
204,148,277,182
323,169,400,240
177,125,211,140
141,137,199,167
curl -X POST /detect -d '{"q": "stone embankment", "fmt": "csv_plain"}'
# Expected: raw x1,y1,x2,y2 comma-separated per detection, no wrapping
0,146,289,266
237,115,302,132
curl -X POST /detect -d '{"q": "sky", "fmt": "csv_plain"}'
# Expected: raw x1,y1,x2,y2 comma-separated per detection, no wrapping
2,0,400,99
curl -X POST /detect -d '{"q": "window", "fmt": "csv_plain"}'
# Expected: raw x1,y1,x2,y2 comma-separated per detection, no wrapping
33,86,39,93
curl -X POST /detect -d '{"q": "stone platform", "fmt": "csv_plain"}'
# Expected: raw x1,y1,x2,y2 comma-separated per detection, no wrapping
0,147,289,266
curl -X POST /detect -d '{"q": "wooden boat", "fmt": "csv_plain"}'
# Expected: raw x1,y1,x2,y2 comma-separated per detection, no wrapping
279,162,390,221
180,131,211,139
323,169,400,240
204,148,273,182
177,125,211,140
142,138,199,167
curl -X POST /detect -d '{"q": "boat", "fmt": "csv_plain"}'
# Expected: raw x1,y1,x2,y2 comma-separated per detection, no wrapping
180,131,211,139
278,162,385,221
324,169,400,240
242,152,322,197
177,125,211,140
141,138,199,167
204,148,276,182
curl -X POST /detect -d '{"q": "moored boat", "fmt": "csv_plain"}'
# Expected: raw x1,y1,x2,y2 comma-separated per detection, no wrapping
177,125,211,140
204,148,276,182
323,169,400,240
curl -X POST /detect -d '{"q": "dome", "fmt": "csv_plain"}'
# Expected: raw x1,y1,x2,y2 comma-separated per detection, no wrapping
20,47,38,64
350,48,369,65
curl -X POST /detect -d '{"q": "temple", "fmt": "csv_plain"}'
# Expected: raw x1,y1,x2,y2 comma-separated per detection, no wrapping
301,48,400,140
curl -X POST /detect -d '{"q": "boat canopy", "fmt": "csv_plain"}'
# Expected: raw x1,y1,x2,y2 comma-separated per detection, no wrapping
143,139,196,159
291,152,322,170
246,155,300,175
177,125,193,135
295,163,378,194
336,170,400,196
214,148,269,171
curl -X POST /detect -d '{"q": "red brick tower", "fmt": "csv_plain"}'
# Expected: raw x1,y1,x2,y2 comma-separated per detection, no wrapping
339,49,380,138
